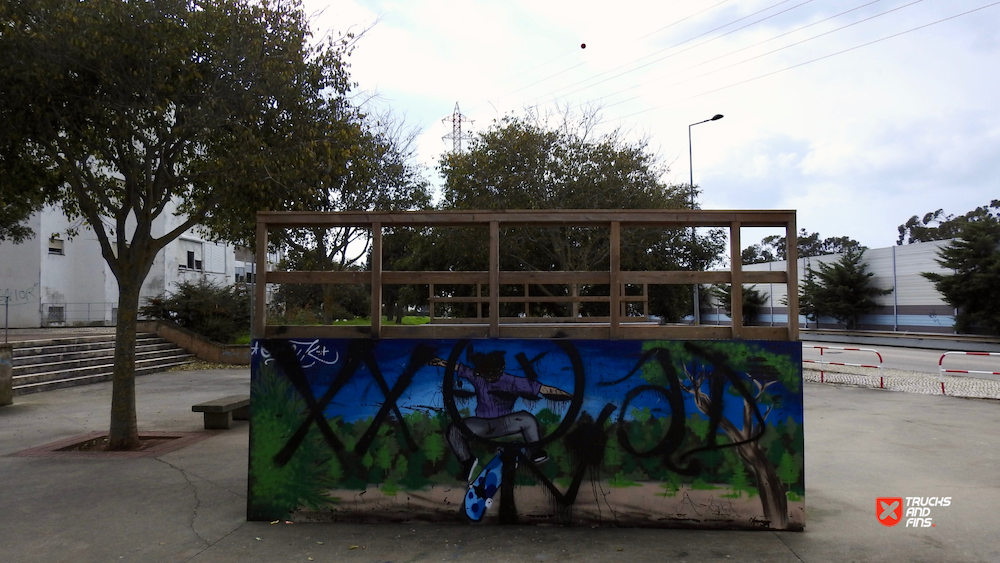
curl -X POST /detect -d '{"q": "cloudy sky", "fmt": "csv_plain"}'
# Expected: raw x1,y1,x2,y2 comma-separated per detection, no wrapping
304,0,999,250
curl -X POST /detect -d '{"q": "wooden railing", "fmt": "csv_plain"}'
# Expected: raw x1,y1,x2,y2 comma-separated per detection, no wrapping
254,210,798,341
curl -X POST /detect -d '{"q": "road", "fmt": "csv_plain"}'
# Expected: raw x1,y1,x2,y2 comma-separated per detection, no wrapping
802,340,1000,381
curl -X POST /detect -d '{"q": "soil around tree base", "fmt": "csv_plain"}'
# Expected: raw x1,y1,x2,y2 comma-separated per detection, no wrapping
12,431,215,458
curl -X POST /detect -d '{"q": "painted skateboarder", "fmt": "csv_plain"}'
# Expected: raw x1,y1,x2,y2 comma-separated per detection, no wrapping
430,350,571,482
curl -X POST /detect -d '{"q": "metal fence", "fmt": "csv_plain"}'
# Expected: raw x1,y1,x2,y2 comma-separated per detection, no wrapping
39,302,117,327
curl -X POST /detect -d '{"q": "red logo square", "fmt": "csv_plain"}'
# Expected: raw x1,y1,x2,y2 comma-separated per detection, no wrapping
877,497,903,526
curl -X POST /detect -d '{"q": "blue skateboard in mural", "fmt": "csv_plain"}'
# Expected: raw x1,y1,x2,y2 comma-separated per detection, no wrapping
464,454,503,521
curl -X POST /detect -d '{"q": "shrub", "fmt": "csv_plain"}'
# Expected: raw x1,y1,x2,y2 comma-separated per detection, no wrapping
141,279,250,343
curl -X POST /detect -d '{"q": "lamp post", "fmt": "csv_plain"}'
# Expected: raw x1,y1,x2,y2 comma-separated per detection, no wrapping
688,113,724,325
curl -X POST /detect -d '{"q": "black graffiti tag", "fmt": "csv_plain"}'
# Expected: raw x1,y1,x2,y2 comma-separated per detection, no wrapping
264,339,433,467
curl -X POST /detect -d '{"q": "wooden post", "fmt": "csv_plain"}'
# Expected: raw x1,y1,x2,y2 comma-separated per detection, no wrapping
489,221,499,338
730,221,743,339
571,284,579,318
476,284,482,320
524,284,530,318
610,221,621,339
785,215,799,340
429,283,435,320
643,283,649,320
371,222,382,338
254,219,267,339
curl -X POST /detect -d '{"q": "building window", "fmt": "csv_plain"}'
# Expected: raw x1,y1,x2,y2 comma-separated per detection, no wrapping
48,237,64,255
47,306,65,323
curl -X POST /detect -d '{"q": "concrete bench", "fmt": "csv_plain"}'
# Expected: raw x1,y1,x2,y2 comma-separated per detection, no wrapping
192,395,250,429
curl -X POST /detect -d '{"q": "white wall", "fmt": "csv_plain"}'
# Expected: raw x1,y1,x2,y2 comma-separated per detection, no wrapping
734,240,957,331
0,200,241,328
0,213,42,327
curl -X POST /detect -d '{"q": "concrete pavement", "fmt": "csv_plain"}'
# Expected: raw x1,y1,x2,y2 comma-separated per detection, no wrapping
1,367,999,563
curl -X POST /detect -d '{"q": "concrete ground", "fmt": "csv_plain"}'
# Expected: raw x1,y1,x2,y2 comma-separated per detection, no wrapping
1,367,999,563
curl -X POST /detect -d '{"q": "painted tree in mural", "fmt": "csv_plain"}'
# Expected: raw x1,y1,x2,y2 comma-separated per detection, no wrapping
0,0,357,449
640,341,801,528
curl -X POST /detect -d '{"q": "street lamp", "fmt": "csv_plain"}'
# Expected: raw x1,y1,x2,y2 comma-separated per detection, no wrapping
688,113,724,325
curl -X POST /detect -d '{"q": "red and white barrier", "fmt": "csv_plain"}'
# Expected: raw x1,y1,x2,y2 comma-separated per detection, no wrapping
938,351,1000,394
805,346,885,388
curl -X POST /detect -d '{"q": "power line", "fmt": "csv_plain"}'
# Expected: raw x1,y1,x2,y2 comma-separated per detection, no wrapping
617,1,1000,121
526,0,810,105
473,0,739,108
603,0,918,111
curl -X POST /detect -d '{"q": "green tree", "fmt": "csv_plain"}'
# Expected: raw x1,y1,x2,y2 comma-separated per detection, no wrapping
803,249,892,330
710,284,769,325
794,268,823,328
271,114,431,323
0,0,356,449
742,228,864,265
897,200,999,245
922,212,1000,334
429,110,726,321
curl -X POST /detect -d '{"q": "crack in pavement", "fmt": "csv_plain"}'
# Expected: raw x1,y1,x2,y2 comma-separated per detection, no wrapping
157,458,210,546
772,531,806,563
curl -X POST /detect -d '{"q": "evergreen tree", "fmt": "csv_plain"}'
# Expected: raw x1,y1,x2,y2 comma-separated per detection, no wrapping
803,249,892,330
922,215,1000,334
710,284,769,325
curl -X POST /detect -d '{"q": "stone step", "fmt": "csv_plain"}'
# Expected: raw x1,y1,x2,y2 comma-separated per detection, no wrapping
13,347,188,376
9,331,196,395
12,353,196,391
12,334,163,358
13,341,177,367
12,359,195,395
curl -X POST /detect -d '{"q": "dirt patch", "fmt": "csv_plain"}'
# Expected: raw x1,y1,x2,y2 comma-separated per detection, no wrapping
58,435,178,452
295,483,805,531
11,431,214,458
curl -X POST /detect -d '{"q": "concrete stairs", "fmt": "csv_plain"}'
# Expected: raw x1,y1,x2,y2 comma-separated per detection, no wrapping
11,333,195,395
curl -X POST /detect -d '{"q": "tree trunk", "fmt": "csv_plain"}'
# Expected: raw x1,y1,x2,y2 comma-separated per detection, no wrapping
322,284,335,324
692,391,789,528
107,278,141,450
737,440,788,528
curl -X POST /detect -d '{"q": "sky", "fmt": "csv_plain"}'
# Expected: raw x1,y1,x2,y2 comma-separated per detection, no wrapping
302,0,1000,251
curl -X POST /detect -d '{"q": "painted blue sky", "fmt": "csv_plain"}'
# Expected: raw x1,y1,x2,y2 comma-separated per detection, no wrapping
252,338,803,431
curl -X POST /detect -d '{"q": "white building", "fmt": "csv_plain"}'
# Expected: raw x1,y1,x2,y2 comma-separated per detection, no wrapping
0,203,262,328
704,240,957,333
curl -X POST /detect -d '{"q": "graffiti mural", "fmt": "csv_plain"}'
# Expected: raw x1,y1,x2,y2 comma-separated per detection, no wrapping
248,338,804,530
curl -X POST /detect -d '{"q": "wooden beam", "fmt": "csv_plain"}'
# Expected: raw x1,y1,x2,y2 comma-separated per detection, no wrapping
610,221,621,339
254,209,800,341
785,215,799,341
256,209,798,229
619,271,732,284
254,220,267,339
730,221,743,339
489,221,499,338
370,222,382,338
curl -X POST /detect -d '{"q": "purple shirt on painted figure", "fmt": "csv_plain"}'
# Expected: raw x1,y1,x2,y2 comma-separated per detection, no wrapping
456,364,542,419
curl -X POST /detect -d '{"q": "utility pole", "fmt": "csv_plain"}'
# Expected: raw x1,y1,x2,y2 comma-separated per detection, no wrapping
442,102,474,153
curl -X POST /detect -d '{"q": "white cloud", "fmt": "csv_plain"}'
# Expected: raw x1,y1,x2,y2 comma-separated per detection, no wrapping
303,0,1000,249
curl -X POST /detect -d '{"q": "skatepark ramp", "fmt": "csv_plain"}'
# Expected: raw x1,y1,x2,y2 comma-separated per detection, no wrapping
247,210,805,531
